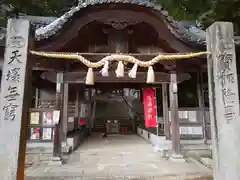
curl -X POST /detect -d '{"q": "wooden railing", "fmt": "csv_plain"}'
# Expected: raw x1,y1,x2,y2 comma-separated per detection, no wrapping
167,108,210,139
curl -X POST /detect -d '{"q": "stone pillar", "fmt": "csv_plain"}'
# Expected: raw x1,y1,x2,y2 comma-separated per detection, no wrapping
0,19,33,179
206,22,240,180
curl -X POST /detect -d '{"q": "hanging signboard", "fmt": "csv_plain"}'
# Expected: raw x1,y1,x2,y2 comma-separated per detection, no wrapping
143,88,157,128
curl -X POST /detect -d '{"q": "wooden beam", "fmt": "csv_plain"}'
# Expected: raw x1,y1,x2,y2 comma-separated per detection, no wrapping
206,22,240,180
41,71,191,84
0,19,33,180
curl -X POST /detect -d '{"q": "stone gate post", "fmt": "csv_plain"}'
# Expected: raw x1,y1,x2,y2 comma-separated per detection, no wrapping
0,18,33,180
206,22,240,180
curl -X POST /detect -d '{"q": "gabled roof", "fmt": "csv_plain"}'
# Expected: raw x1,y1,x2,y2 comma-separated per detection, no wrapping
0,0,207,47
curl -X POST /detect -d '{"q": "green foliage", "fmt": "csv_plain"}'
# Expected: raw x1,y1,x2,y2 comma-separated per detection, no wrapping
157,0,213,20
1,0,76,16
158,0,240,34
199,0,240,33
1,0,240,34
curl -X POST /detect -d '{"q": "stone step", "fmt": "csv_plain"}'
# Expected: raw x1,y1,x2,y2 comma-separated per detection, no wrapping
24,174,213,180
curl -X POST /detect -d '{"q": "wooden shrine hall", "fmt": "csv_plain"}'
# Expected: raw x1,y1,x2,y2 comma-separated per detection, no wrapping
0,0,213,158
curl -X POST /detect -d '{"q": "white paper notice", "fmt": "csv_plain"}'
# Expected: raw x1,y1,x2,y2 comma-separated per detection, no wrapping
188,111,197,122
53,110,60,124
68,117,74,123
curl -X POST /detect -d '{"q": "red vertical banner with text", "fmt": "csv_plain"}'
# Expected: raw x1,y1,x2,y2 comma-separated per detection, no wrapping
143,88,157,128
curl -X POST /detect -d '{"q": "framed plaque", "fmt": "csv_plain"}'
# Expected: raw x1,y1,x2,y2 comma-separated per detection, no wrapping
30,128,40,140
30,112,40,124
42,128,52,140
42,111,53,125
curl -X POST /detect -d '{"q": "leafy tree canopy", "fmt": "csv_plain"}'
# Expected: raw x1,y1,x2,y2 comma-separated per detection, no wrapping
1,0,76,16
159,0,240,34
1,0,240,34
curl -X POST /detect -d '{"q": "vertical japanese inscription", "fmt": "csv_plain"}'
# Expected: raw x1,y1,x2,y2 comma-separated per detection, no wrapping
216,25,238,123
2,30,24,122
147,95,153,120
0,19,30,180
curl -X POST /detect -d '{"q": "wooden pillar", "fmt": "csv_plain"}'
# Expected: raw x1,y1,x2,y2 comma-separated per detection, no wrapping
75,91,79,117
197,70,207,141
34,88,39,108
75,91,79,129
169,72,181,155
62,83,69,143
0,19,33,179
206,22,240,180
53,72,63,157
162,83,170,139
87,88,92,133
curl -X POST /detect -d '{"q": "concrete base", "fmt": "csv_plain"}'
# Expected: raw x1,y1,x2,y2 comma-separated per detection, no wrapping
169,154,186,162
67,131,85,151
200,157,212,168
62,143,72,154
47,160,63,166
42,156,63,166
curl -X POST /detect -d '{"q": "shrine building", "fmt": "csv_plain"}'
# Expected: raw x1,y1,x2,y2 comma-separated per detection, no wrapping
0,0,218,157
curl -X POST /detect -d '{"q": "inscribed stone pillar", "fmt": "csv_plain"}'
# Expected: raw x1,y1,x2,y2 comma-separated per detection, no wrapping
0,19,33,180
206,22,240,180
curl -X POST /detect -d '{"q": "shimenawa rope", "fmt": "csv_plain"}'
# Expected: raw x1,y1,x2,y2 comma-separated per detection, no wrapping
30,50,210,85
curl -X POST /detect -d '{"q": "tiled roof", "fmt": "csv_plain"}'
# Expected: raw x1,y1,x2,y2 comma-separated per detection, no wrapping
0,0,207,47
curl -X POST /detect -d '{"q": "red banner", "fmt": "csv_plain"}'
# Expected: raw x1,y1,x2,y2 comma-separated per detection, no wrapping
143,88,157,128
79,117,85,125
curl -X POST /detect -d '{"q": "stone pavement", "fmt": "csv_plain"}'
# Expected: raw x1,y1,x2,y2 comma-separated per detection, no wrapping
25,134,212,180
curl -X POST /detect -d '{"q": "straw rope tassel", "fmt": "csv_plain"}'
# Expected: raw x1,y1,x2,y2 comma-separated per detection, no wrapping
146,66,155,84
85,68,94,85
101,60,109,77
115,61,124,77
128,63,138,78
